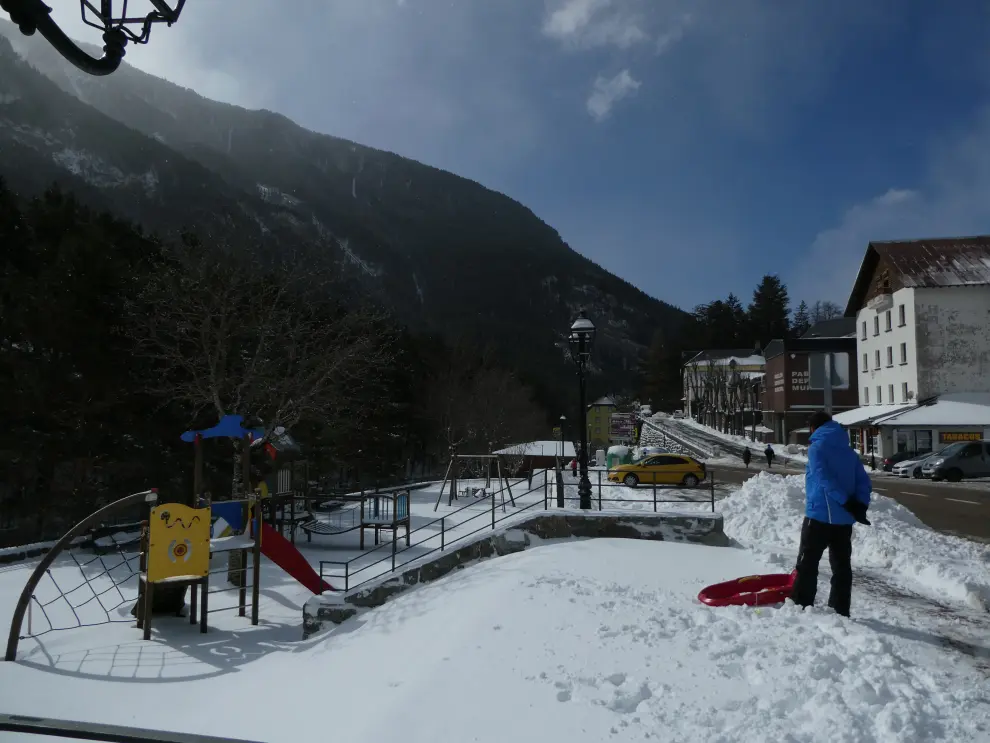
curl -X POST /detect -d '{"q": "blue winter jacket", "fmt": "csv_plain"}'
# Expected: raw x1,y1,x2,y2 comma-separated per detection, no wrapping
805,420,872,525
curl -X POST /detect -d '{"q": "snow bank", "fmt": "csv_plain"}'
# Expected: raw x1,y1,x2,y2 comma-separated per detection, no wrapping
3,540,988,742
722,472,990,611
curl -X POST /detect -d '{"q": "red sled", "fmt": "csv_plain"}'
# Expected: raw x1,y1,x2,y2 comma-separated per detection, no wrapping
698,571,796,607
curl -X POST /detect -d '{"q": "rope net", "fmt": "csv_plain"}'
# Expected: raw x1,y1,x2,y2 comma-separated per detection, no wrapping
21,527,143,640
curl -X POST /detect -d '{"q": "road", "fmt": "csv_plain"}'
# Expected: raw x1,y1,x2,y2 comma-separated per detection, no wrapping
649,417,990,543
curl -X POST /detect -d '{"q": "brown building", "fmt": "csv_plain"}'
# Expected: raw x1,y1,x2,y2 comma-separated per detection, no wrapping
761,320,859,445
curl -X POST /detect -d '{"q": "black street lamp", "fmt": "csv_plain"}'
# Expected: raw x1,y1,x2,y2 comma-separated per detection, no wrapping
568,310,596,510
559,415,566,458
2,0,185,76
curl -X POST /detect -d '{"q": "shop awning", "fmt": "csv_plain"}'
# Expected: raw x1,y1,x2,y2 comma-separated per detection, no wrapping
867,393,990,427
832,404,916,427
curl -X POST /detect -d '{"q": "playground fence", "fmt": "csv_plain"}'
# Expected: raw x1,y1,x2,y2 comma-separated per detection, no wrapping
318,468,720,595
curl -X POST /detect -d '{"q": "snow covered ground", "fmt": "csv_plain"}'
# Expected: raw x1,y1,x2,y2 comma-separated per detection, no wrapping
2,473,989,742
672,416,811,463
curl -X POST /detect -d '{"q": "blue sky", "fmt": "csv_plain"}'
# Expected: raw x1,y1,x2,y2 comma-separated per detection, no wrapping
62,0,990,312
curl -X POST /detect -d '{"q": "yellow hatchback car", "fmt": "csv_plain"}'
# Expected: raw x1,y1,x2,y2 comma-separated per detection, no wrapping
608,453,707,488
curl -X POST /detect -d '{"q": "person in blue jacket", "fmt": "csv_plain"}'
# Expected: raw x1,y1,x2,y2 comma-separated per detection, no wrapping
790,410,872,617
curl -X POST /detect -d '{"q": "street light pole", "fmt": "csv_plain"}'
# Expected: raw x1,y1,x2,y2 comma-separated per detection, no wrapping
568,311,596,510
559,415,566,458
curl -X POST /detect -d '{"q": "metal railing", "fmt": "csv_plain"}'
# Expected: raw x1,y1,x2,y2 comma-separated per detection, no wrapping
0,712,263,743
318,466,719,596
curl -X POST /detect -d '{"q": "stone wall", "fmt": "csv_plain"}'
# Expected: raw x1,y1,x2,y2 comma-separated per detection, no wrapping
303,510,727,639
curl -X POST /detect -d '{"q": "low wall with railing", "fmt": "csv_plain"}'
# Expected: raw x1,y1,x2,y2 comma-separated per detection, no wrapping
302,509,728,638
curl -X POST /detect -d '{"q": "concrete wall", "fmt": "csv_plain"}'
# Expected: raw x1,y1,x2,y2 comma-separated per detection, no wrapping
856,287,919,407
914,286,990,399
303,510,728,639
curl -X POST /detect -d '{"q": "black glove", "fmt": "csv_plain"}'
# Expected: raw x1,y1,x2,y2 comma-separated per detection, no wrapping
845,498,871,526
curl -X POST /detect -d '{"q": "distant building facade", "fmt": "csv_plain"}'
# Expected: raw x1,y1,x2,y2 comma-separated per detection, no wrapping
760,319,858,445
833,236,990,457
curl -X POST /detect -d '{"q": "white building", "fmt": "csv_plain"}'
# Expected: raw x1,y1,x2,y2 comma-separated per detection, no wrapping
834,236,990,457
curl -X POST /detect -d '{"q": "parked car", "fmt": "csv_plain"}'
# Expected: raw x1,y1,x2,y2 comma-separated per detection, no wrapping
882,450,920,472
672,410,685,419
891,450,939,479
922,441,990,482
608,453,706,488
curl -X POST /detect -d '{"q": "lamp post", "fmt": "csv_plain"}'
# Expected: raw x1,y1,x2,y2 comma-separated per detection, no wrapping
2,0,186,76
559,415,566,458
568,311,596,510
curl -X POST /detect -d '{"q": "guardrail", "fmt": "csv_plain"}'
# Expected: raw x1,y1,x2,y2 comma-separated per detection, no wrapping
318,467,719,595
0,712,263,743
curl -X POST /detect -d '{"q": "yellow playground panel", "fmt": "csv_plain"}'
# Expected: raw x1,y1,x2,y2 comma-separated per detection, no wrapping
147,503,211,583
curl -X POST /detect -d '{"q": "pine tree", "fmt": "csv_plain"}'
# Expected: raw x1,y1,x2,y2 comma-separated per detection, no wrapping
748,275,791,348
792,301,811,338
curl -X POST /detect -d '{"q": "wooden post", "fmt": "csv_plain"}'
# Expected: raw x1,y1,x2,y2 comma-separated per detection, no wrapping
251,498,261,626
193,434,203,507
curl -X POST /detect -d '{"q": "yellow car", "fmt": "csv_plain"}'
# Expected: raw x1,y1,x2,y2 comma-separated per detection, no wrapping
608,453,706,488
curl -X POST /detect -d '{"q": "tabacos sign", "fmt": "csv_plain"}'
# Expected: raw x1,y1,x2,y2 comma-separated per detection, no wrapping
939,431,982,443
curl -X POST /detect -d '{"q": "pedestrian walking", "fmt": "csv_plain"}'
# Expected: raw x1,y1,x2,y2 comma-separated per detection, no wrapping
764,444,775,468
742,448,752,469
789,411,872,617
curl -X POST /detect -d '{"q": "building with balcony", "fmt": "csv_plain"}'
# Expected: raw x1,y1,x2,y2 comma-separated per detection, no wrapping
832,236,990,457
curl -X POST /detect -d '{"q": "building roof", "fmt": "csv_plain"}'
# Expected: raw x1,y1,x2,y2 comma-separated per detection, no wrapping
590,396,616,407
832,403,917,427
494,441,576,457
685,351,765,367
801,318,857,339
869,393,990,428
845,236,990,316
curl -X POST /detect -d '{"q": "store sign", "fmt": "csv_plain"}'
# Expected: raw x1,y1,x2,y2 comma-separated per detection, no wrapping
609,413,636,437
939,431,982,443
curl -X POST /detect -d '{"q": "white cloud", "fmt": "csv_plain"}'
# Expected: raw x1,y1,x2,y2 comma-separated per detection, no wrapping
656,13,691,54
586,69,641,121
789,108,990,307
543,0,648,50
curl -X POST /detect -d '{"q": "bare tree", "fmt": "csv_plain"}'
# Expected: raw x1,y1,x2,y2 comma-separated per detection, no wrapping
125,239,397,489
810,301,843,324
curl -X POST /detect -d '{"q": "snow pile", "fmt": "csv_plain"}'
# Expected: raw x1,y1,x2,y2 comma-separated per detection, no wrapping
722,472,990,611
3,540,988,742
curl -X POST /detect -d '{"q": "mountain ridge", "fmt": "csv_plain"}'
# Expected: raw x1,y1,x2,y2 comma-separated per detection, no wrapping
0,21,687,410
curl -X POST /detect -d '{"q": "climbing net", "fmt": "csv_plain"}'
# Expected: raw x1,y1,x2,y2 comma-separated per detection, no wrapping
6,490,157,660
22,528,143,639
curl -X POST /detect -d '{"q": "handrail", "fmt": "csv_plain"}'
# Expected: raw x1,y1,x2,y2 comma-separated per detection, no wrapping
318,467,720,594
0,712,263,743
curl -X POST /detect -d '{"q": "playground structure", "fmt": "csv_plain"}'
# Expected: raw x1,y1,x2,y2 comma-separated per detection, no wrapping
298,489,411,550
435,450,516,512
4,415,333,661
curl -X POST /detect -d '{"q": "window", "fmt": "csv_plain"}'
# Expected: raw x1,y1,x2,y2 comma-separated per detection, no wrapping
915,430,932,453
862,352,868,372
888,384,894,404
898,304,906,326
886,347,893,366
885,310,892,331
873,316,879,336
861,321,867,340
863,387,869,404
899,342,907,364
901,382,909,402
874,350,881,369
876,386,882,404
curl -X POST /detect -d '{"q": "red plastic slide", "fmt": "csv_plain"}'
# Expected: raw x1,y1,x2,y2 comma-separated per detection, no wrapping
258,522,334,594
698,571,796,607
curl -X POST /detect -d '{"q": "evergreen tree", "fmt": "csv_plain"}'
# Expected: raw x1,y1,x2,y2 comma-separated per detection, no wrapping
792,301,811,338
748,274,791,348
638,328,681,411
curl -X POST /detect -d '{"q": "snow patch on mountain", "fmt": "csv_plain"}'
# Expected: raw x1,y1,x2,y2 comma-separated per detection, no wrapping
257,183,301,207
51,148,158,195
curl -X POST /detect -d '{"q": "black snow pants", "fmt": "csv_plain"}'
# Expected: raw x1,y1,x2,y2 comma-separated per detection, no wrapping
790,516,853,617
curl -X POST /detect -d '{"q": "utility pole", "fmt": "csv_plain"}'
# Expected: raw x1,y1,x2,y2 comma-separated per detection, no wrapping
822,352,833,415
